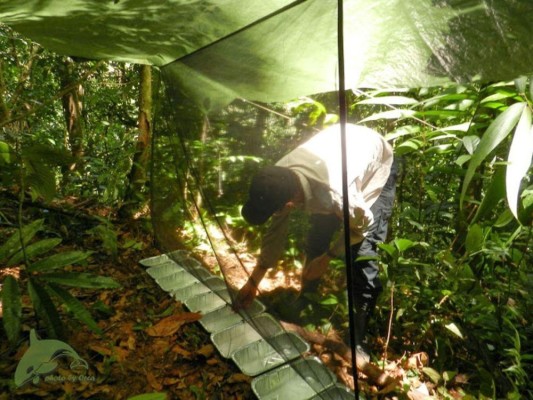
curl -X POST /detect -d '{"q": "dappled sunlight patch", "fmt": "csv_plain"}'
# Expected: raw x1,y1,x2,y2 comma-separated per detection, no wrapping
0,266,21,280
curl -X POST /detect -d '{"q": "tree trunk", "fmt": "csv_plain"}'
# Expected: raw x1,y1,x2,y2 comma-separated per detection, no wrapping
59,58,85,176
119,64,152,218
0,60,11,124
247,104,267,155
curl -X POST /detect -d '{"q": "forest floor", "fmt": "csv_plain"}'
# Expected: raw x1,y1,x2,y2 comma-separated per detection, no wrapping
0,201,460,400
0,201,256,399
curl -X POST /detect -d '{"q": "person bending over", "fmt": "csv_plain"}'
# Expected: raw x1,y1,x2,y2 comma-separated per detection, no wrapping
235,123,397,359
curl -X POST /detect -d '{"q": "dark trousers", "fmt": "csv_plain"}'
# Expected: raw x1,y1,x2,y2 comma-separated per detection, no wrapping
350,158,397,313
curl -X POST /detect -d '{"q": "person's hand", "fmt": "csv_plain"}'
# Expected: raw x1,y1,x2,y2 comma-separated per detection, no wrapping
301,253,330,283
352,206,370,230
234,279,258,310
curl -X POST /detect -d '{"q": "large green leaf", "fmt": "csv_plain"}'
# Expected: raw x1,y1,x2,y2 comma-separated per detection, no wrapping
514,76,528,94
22,143,74,167
460,102,526,208
40,272,121,289
422,367,442,385
506,106,533,221
26,166,56,201
395,139,422,156
444,322,464,339
47,284,103,334
0,141,11,164
28,278,64,339
88,224,118,257
22,144,73,201
359,109,416,123
357,96,419,105
7,238,62,266
0,219,44,263
28,250,93,272
519,187,533,225
394,238,416,253
1,275,22,344
480,90,519,104
378,242,397,258
465,223,484,254
472,165,506,223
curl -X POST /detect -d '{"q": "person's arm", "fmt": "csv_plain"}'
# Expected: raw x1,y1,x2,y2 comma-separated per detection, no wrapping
256,210,291,268
329,177,373,253
300,213,341,287
234,264,269,309
300,246,343,293
234,211,290,309
301,252,332,283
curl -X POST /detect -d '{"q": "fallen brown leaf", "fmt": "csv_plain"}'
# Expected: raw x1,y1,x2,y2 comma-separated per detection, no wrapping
89,344,129,361
125,334,136,350
406,352,429,369
146,312,202,337
228,373,251,384
90,343,112,356
112,346,130,362
162,376,181,386
197,344,214,358
146,371,163,391
151,338,172,356
378,378,401,395
117,291,134,307
171,343,192,358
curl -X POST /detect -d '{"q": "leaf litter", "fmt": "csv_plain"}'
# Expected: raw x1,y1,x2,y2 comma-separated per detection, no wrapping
0,221,254,400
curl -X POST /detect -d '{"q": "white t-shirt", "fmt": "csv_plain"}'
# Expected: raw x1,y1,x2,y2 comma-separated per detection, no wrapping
258,123,394,268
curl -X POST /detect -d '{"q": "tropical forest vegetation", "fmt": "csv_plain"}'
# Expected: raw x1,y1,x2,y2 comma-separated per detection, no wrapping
0,24,532,400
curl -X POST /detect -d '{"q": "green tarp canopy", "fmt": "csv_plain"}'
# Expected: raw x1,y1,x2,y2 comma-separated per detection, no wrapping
1,0,532,111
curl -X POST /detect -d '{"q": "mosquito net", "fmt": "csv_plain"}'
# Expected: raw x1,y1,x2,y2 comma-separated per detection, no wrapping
149,83,362,397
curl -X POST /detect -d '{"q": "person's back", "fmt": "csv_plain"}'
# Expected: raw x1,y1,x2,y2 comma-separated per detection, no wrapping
275,124,393,242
